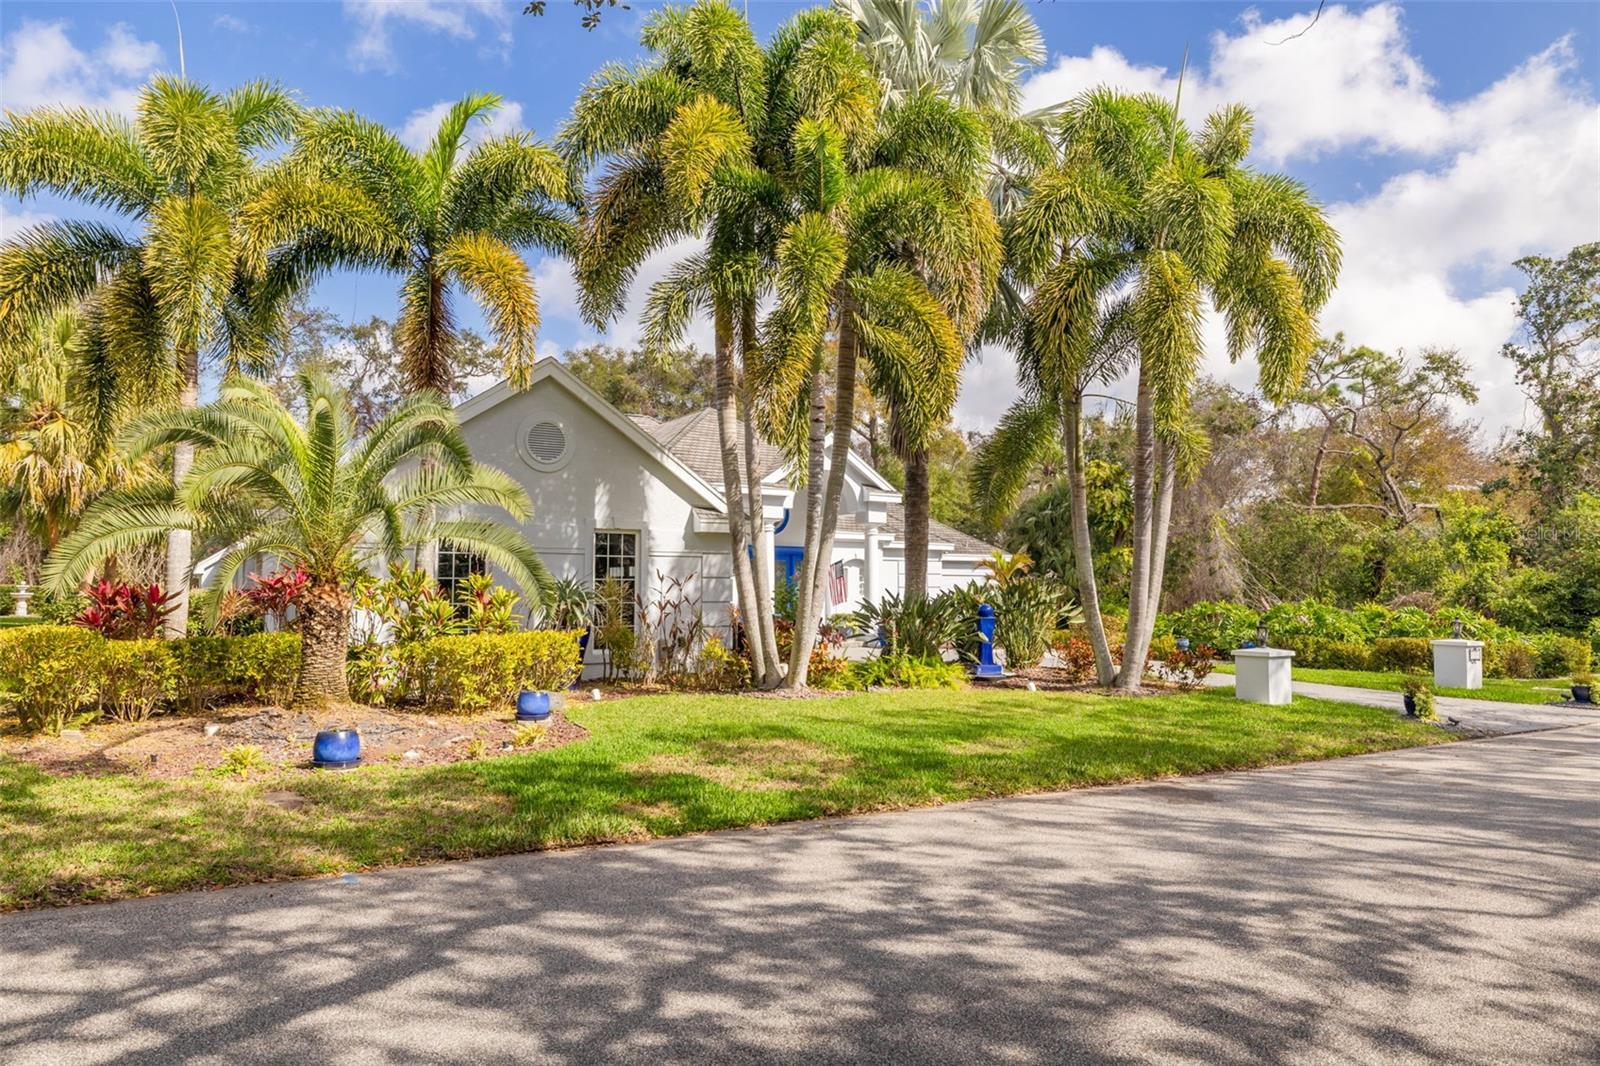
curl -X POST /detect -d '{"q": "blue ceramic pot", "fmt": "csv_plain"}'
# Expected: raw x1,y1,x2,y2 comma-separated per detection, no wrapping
516,690,553,721
313,729,361,769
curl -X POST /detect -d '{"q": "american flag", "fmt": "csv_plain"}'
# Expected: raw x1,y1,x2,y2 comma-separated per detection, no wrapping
828,561,849,607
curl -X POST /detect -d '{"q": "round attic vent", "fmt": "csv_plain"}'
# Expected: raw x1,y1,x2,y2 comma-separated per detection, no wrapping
525,420,567,464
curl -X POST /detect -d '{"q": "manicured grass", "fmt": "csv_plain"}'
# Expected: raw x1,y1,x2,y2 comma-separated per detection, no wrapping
1212,663,1576,704
1,687,1448,909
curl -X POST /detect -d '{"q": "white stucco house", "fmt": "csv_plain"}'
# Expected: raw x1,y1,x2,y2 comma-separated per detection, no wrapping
449,358,996,650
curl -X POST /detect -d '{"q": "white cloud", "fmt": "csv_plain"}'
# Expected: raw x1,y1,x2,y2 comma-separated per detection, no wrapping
344,0,514,73
0,206,54,241
212,14,255,34
398,98,526,152
960,3,1600,440
533,234,717,355
0,20,164,114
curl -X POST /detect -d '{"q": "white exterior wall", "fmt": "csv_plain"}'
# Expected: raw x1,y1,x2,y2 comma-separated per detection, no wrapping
458,378,734,670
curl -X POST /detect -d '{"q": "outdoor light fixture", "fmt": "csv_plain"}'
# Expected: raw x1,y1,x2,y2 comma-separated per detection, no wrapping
1452,617,1464,639
1256,618,1269,648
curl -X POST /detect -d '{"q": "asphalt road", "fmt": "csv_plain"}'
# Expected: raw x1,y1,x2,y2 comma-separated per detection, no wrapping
4,725,1597,1065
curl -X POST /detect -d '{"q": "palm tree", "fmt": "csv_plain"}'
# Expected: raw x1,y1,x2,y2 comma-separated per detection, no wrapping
759,90,1000,685
561,2,885,687
259,93,572,396
0,77,302,635
0,312,151,558
837,0,1042,599
835,0,1044,111
998,90,1341,689
43,373,552,706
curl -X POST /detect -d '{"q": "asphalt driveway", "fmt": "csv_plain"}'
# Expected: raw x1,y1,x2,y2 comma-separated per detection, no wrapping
4,724,1597,1065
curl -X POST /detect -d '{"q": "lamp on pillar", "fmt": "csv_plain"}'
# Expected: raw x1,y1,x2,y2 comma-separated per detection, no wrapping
1255,618,1269,649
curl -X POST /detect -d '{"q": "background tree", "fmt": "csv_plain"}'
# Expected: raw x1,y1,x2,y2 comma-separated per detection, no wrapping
1501,242,1600,509
44,374,551,706
1292,339,1480,528
563,345,716,418
0,77,301,635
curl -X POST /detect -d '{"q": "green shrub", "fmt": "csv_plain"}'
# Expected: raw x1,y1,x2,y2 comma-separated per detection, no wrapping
97,639,178,722
170,633,300,707
848,653,966,690
1401,674,1436,720
1484,639,1536,679
397,631,583,712
1589,618,1600,660
1158,601,1258,650
691,635,750,692
0,626,104,735
1532,634,1591,679
1370,637,1431,673
989,575,1075,669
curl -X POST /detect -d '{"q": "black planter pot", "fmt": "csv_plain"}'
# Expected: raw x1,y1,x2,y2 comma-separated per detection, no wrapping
1402,693,1418,716
1573,684,1593,705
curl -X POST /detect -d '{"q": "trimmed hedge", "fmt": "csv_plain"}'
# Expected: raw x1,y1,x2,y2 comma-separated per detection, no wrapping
170,633,300,708
395,630,584,712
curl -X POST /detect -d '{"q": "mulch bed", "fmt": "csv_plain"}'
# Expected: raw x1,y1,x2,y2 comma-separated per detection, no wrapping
2,703,587,780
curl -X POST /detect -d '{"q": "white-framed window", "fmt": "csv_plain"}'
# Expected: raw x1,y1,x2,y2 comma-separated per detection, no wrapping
593,530,638,631
437,540,486,609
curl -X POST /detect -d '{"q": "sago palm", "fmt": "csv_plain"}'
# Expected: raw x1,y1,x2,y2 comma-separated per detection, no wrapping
0,76,301,635
44,373,553,706
259,93,572,395
1000,90,1340,688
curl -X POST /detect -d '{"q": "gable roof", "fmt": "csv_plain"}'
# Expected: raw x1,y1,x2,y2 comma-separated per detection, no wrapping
456,359,998,556
455,359,728,513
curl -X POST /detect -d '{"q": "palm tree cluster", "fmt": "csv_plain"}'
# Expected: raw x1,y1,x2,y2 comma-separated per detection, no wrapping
0,0,1341,700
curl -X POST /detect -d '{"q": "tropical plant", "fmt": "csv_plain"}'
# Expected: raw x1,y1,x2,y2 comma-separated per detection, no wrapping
0,77,303,636
74,580,175,640
853,590,965,660
537,577,593,631
835,0,1045,596
978,547,1032,586
42,372,552,706
262,93,571,396
987,572,1074,668
0,313,151,557
979,90,1340,688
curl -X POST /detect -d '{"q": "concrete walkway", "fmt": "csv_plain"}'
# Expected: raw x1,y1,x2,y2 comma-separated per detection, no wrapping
4,725,1598,1065
1203,671,1600,734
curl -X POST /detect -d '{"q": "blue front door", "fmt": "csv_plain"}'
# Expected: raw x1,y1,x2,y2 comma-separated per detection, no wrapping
774,546,805,583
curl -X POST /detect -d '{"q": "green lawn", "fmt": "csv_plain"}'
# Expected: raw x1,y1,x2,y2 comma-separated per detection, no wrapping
1212,663,1576,704
1,687,1448,910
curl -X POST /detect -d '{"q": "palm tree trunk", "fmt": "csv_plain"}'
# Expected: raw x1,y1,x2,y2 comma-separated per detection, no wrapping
162,343,199,639
740,303,782,688
714,301,765,683
293,580,350,706
1116,372,1156,690
790,344,829,667
903,446,930,601
1064,395,1114,685
1143,438,1178,632
787,293,857,688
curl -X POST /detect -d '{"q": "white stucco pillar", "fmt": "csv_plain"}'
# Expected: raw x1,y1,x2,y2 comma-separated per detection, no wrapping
1430,639,1484,689
1231,647,1296,705
756,519,776,611
864,525,882,608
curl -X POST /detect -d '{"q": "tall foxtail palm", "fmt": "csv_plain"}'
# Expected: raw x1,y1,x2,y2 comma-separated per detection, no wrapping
561,2,883,686
1000,90,1340,688
44,373,552,706
838,0,1042,597
758,90,1001,684
257,93,572,396
0,77,301,635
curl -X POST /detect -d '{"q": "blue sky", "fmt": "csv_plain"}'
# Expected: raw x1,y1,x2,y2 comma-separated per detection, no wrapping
2,1,1597,437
